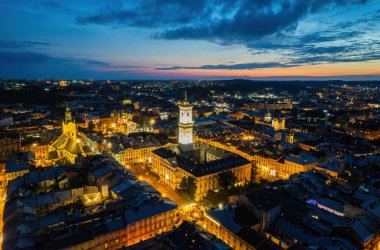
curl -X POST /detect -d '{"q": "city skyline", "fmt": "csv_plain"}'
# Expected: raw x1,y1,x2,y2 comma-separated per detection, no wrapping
1,0,380,80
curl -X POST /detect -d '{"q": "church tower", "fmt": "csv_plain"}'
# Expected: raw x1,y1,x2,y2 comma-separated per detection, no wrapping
62,104,77,140
178,91,193,151
287,131,294,144
272,117,286,131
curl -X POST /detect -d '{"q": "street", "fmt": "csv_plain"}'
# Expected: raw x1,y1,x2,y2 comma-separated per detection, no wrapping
128,164,209,228
129,164,188,207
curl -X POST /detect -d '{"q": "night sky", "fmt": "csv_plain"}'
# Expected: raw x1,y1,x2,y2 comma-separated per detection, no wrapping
1,0,379,80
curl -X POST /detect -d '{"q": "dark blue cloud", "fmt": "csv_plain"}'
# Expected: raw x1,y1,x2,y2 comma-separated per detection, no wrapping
77,0,367,44
40,0,60,8
298,31,364,44
0,51,55,63
0,40,56,49
302,46,349,54
292,52,380,64
156,61,291,70
0,50,145,79
85,60,109,66
76,0,210,28
158,1,311,42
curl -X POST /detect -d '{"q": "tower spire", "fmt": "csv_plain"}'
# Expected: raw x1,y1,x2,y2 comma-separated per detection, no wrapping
65,103,73,124
184,89,188,102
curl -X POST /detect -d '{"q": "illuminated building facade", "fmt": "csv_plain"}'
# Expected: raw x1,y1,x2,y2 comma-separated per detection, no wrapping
0,133,19,161
272,117,286,131
178,91,194,151
5,163,29,182
204,207,254,250
49,200,179,250
44,105,91,165
286,131,294,144
254,153,318,179
113,147,156,167
32,144,50,166
152,146,251,201
346,126,380,140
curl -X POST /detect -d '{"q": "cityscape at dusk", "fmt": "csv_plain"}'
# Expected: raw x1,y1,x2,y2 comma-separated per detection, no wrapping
0,1,380,250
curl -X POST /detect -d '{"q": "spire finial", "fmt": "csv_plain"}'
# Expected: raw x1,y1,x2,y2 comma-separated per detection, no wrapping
184,89,187,102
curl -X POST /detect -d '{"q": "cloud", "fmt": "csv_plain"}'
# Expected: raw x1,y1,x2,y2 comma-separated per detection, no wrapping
85,60,110,66
76,0,210,28
156,39,380,70
302,45,349,55
292,52,380,65
0,50,145,78
156,61,292,70
0,40,56,49
298,31,364,44
0,51,56,63
40,0,60,8
77,0,367,44
76,0,378,69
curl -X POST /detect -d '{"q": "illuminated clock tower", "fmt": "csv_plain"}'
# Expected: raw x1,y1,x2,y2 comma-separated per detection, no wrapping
178,91,193,151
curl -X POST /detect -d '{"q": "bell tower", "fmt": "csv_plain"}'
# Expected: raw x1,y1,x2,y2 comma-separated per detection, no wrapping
178,91,193,151
62,104,77,140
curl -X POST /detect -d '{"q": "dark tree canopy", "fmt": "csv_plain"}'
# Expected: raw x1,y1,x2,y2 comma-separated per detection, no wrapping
218,171,237,192
179,176,196,200
201,190,228,209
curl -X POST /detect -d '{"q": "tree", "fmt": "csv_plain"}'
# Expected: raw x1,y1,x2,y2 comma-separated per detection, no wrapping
259,177,269,187
179,176,196,200
218,171,237,193
201,190,228,209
